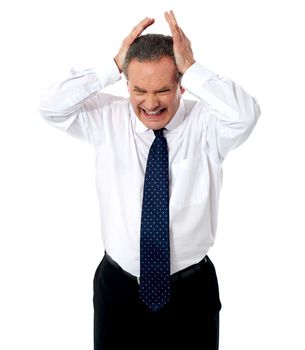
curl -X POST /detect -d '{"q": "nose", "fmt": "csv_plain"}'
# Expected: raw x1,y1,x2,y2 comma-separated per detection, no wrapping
143,94,160,111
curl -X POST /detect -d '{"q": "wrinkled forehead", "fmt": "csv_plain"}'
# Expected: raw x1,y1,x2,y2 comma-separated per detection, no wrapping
127,57,179,86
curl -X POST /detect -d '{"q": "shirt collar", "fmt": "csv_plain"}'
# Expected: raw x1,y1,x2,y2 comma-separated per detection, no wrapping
132,99,186,134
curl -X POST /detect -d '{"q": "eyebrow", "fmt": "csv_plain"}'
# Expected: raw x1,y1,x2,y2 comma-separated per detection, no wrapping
133,86,146,92
133,86,172,93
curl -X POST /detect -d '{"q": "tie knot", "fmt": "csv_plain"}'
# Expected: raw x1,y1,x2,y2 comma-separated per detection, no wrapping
153,128,165,138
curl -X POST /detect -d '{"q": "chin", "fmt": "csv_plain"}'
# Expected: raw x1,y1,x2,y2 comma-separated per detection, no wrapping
144,120,168,130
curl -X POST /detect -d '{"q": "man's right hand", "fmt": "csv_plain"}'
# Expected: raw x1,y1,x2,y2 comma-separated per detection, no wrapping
114,17,155,73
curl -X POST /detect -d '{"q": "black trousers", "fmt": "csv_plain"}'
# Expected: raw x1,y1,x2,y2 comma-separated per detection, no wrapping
93,253,221,350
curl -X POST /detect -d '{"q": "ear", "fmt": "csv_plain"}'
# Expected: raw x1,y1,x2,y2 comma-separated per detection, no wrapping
179,86,185,95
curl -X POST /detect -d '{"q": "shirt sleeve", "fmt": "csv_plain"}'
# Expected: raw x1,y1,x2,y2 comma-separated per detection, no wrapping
38,59,122,143
181,62,261,161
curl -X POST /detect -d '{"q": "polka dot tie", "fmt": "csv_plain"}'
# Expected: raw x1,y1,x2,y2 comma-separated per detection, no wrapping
139,128,170,312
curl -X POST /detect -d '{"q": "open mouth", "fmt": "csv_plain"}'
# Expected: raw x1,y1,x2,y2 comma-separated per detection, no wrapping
141,107,167,117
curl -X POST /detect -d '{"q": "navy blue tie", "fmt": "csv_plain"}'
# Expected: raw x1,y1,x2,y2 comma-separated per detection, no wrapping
139,128,170,312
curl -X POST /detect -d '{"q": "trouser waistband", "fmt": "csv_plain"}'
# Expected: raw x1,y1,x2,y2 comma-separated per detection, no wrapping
104,252,209,285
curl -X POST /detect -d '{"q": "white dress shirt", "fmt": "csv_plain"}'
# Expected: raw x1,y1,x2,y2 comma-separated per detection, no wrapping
39,59,260,276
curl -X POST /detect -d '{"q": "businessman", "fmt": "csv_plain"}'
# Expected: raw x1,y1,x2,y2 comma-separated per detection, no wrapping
39,10,260,350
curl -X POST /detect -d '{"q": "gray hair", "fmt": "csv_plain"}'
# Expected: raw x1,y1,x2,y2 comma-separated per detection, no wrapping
122,34,181,82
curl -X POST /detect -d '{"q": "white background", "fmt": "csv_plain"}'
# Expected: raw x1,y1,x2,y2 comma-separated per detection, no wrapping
0,0,304,349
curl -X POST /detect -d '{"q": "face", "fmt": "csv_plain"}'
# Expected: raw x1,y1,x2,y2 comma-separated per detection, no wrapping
127,56,184,130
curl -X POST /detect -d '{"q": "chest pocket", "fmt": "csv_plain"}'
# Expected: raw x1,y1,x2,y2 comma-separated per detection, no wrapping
170,157,208,210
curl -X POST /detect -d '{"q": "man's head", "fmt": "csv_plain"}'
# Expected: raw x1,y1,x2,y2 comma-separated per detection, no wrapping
123,34,184,130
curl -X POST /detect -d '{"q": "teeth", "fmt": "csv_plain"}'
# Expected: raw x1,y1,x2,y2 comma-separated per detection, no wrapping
143,109,163,115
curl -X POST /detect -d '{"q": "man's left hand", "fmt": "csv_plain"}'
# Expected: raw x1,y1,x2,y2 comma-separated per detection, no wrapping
165,10,196,75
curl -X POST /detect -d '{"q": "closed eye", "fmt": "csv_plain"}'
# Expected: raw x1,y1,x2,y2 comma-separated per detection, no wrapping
132,86,175,96
133,88,146,96
156,89,173,96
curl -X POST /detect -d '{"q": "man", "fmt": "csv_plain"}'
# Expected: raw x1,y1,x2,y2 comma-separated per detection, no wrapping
39,10,260,350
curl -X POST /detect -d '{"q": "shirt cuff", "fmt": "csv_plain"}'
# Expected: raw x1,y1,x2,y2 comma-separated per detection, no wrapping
181,62,239,121
181,62,217,91
94,59,122,88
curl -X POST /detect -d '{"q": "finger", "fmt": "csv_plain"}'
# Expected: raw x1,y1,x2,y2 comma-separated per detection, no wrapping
165,10,179,29
164,11,174,30
141,17,155,30
134,17,155,32
165,11,182,40
168,10,178,25
129,17,155,41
